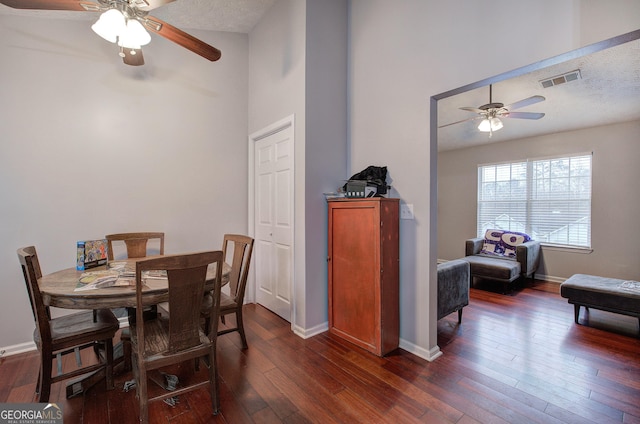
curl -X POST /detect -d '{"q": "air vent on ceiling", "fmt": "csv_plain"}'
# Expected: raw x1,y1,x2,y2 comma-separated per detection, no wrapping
540,69,582,88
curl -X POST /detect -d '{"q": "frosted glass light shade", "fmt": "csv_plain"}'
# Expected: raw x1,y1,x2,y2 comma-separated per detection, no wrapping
118,19,151,49
91,9,126,43
478,117,503,132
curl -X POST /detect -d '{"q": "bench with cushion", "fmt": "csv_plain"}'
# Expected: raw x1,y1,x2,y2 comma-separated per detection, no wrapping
465,229,541,293
560,273,640,335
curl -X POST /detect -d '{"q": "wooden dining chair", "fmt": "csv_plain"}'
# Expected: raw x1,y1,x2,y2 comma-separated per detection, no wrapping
106,232,165,371
105,232,165,261
201,234,254,349
129,251,224,423
17,246,120,402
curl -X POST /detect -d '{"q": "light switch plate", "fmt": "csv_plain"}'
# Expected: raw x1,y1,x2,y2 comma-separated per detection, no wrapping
400,203,414,220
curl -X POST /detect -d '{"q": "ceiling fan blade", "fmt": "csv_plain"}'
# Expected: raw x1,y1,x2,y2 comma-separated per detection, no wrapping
460,106,485,114
501,111,545,120
142,16,221,61
122,48,145,66
0,0,92,10
504,95,545,111
438,116,481,128
131,0,175,12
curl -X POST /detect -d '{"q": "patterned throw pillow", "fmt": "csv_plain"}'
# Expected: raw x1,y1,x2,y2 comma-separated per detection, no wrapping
481,229,531,258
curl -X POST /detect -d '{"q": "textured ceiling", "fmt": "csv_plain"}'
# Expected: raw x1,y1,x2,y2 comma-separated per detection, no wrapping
0,0,277,32
437,35,640,151
151,0,276,32
2,3,638,151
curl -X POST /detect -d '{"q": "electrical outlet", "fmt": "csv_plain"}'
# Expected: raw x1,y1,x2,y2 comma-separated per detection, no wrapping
400,203,414,220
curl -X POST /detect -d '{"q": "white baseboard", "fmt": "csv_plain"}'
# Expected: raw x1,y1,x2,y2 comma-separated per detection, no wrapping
292,325,444,362
399,338,443,362
292,321,328,339
0,341,36,357
534,274,565,284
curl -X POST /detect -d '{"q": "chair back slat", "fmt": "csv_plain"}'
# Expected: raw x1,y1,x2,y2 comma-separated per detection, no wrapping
106,232,165,260
222,235,254,303
123,239,152,259
17,246,51,344
166,267,208,352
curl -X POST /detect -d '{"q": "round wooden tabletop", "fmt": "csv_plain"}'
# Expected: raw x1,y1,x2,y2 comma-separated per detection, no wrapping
39,259,230,310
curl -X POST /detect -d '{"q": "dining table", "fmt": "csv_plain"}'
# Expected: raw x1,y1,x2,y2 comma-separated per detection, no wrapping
39,256,230,310
37,254,231,398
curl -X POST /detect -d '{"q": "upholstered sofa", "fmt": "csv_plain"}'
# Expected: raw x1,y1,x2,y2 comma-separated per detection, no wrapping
464,229,541,293
437,259,470,322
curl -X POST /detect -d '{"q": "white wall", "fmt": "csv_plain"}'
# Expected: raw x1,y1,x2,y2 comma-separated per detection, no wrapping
579,0,640,45
438,121,640,281
0,15,248,350
348,0,640,359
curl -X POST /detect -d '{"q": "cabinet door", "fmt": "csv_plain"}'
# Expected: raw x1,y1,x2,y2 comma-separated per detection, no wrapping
328,201,381,352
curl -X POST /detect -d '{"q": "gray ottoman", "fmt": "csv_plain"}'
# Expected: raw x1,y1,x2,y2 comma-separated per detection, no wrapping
463,255,520,294
463,255,521,282
560,274,640,335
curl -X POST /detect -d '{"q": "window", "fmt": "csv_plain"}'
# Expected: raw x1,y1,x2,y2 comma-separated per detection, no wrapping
477,154,592,248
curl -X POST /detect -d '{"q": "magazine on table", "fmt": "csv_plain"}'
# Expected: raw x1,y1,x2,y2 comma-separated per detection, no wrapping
75,268,168,291
75,270,131,291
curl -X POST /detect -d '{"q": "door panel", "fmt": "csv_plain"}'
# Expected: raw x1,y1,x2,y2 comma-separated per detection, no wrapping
254,123,293,321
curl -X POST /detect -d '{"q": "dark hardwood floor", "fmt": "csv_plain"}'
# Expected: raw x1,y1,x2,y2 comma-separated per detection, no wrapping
1,281,639,423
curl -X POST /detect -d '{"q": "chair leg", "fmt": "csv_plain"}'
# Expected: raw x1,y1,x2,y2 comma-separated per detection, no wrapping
236,309,248,349
105,339,114,390
457,308,463,324
123,339,132,373
34,367,42,398
138,366,149,424
203,315,210,336
207,349,220,415
38,351,53,403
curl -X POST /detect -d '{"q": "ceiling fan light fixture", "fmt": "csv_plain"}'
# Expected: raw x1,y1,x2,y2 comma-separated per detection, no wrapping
478,117,503,132
117,19,152,49
91,9,126,44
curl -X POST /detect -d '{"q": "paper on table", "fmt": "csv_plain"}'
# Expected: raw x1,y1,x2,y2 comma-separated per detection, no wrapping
142,270,167,280
75,270,133,291
74,269,168,291
107,261,134,277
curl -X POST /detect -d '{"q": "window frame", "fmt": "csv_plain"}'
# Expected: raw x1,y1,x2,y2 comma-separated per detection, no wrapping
477,152,592,250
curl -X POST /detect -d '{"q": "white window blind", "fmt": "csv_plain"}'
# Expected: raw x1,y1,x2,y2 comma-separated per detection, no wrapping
477,154,592,248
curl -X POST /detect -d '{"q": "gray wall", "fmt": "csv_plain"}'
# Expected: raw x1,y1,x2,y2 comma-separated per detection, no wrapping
0,15,248,350
438,120,640,281
304,0,348,330
248,0,348,335
247,0,307,331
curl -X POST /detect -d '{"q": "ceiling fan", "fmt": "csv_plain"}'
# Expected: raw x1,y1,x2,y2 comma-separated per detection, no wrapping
0,0,221,66
440,84,545,136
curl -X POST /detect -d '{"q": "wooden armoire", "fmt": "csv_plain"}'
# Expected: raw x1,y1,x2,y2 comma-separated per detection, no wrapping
327,198,399,356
